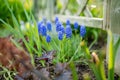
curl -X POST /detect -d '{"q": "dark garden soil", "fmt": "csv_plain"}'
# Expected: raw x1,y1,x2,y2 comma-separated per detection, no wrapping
0,32,120,80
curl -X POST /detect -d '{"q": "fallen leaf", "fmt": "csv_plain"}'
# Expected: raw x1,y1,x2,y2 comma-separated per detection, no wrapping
0,37,53,80
54,63,72,80
55,70,72,80
54,63,67,75
0,37,33,76
36,50,57,62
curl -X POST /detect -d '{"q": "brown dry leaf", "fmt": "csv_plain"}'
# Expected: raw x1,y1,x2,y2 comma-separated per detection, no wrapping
39,68,50,78
0,37,51,80
0,37,33,76
54,63,67,75
15,69,51,80
55,70,72,80
54,63,72,80
36,50,56,62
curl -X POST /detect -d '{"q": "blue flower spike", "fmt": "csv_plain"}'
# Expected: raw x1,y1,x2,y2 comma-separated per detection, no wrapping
66,19,70,25
80,25,86,37
55,16,59,24
46,21,52,31
38,21,43,34
58,31,64,40
41,24,47,36
74,22,79,30
60,25,65,33
46,35,51,43
56,21,62,32
65,25,72,38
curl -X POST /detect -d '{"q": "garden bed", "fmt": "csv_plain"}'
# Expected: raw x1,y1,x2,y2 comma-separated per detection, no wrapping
1,31,119,80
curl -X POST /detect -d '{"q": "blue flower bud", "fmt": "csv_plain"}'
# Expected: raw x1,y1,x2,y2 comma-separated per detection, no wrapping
46,21,52,31
58,31,64,40
74,22,79,30
66,19,70,25
65,25,72,38
41,24,47,36
80,25,86,37
46,35,51,43
55,17,59,24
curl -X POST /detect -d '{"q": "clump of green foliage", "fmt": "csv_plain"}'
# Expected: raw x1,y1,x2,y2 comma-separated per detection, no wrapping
0,0,33,27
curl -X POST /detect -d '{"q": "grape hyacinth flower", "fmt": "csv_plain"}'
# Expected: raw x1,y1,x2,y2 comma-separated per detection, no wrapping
40,24,47,36
65,25,72,38
46,21,52,31
55,16,59,24
58,31,64,40
80,25,86,37
56,21,62,32
74,22,79,30
60,25,65,33
46,35,51,43
66,19,70,25
38,21,43,34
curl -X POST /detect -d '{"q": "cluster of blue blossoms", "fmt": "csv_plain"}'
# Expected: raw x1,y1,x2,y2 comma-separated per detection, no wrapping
38,20,52,43
37,17,86,43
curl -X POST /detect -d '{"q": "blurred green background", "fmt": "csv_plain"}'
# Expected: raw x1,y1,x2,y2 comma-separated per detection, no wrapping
0,0,104,37
0,0,33,36
56,0,103,17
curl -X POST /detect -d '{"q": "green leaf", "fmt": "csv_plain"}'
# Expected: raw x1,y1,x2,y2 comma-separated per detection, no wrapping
114,37,120,56
69,62,78,80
